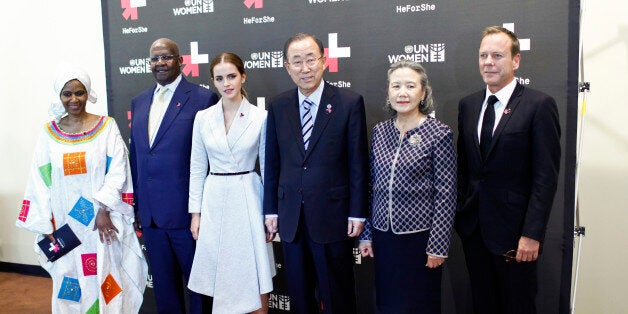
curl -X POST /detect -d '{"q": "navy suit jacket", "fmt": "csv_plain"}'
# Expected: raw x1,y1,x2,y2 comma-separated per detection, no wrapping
130,77,218,229
263,82,369,244
455,83,561,255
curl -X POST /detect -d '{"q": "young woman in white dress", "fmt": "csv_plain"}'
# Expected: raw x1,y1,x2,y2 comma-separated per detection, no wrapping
187,53,275,314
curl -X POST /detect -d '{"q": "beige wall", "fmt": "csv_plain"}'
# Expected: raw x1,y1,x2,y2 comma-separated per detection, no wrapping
573,0,628,313
0,1,107,265
0,0,625,312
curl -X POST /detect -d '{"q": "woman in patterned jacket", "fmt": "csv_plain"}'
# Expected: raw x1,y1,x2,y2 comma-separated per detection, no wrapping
359,60,457,314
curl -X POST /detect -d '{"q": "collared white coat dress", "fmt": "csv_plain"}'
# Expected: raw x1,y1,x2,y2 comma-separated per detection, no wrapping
187,98,275,313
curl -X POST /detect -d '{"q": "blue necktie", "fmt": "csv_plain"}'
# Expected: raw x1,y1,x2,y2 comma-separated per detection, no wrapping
302,98,314,150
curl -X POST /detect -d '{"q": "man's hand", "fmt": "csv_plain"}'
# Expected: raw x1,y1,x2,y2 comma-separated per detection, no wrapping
190,213,200,240
358,241,374,258
516,236,540,262
265,217,278,242
133,212,141,232
347,220,364,237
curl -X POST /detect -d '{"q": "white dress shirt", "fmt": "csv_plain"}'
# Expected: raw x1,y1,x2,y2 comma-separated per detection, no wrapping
297,79,325,124
476,78,517,141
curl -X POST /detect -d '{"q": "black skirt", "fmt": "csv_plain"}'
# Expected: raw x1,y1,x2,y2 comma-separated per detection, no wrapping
372,228,442,314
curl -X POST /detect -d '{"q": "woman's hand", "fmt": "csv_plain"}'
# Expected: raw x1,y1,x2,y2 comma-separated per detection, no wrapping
190,213,200,240
93,208,118,244
44,234,56,243
426,255,445,268
358,241,374,258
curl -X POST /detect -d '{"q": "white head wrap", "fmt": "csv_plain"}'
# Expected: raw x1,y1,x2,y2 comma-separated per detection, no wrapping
49,67,98,122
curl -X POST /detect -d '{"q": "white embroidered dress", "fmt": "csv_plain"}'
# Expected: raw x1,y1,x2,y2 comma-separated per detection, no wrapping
16,116,148,314
188,99,275,313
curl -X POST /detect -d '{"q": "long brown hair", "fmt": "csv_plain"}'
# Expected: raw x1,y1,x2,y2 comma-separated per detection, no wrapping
209,52,248,99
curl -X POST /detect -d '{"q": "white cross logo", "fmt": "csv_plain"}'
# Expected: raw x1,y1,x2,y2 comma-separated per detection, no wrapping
503,23,531,51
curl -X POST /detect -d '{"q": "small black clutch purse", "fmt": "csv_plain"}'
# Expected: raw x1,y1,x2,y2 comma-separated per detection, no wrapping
37,224,82,262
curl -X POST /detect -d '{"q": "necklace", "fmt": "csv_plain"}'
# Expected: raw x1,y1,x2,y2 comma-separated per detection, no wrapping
57,116,101,135
395,115,427,135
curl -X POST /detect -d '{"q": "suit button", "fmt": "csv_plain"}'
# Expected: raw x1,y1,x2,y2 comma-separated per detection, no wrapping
303,166,307,170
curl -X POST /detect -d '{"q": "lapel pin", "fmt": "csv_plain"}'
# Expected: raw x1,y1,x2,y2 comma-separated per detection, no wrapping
176,102,181,107
503,108,511,115
408,134,421,146
326,104,332,114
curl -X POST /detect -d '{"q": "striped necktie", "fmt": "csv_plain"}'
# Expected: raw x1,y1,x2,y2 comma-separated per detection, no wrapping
302,98,314,150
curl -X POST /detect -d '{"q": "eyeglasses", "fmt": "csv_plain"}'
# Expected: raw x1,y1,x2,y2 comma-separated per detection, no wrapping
287,56,324,69
502,249,517,262
149,55,178,63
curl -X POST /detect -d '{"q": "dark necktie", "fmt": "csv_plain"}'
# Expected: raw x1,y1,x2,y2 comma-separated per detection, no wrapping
302,98,314,150
480,95,499,160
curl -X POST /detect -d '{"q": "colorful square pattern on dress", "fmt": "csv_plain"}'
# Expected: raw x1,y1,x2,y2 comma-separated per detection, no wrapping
58,276,81,302
101,274,122,304
122,193,134,206
38,163,52,187
18,200,30,222
69,196,95,226
81,253,97,276
63,152,87,176
105,156,112,174
86,299,99,314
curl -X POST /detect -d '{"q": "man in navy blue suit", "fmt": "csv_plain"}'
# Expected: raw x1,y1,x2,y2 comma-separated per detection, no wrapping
456,26,561,314
129,38,218,313
263,33,369,313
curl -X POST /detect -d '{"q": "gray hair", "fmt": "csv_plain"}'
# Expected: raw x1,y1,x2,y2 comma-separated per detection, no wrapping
385,60,434,116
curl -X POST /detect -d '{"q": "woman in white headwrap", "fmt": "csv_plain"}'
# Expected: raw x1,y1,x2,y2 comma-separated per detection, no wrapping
16,68,148,313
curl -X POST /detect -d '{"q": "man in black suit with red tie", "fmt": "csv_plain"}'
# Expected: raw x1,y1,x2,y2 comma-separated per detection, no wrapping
456,26,561,314
263,33,369,313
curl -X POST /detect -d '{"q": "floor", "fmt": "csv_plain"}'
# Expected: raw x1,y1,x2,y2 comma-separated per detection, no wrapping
0,272,51,313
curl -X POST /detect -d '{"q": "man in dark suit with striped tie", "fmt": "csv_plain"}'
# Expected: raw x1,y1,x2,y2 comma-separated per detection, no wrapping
263,33,369,313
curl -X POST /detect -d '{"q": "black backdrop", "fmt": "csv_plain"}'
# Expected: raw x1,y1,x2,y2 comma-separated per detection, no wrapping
102,0,579,313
